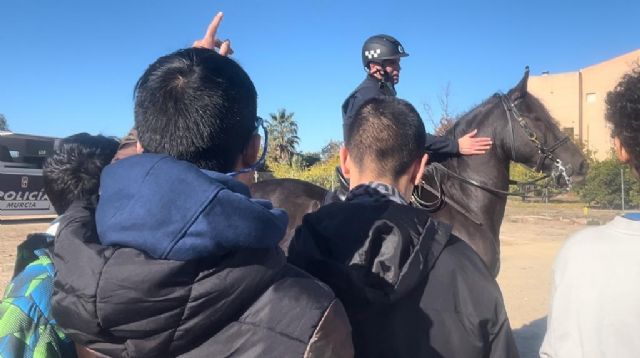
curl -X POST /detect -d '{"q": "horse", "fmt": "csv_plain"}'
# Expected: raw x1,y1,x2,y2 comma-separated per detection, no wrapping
251,69,588,277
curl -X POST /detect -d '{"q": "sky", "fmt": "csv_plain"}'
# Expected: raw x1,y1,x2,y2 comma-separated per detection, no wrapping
1,0,638,152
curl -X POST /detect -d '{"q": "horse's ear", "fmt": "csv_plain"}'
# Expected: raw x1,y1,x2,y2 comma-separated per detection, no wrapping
509,66,530,100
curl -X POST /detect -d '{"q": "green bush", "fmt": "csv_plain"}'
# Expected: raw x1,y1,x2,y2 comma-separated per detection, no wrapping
509,163,547,184
508,163,559,196
574,157,640,208
267,154,340,190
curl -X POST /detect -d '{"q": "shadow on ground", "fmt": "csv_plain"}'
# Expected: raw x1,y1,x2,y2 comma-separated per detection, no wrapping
513,316,547,358
0,218,52,225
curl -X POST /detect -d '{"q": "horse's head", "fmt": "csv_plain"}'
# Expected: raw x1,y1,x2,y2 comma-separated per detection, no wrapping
502,68,588,187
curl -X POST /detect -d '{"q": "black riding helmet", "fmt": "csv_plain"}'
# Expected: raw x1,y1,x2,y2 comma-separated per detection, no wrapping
361,34,409,71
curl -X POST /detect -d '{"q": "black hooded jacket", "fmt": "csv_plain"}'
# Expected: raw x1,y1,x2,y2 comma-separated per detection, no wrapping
51,200,354,358
288,195,519,358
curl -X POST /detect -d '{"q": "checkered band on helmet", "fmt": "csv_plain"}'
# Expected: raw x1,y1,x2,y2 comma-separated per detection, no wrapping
361,34,409,70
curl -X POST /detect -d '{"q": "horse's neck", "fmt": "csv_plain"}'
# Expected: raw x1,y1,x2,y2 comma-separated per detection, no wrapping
442,156,509,237
440,109,512,234
445,105,512,191
442,153,510,201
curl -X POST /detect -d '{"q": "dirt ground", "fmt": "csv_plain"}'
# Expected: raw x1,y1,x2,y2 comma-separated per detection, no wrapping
497,201,617,357
0,202,620,358
0,219,51,292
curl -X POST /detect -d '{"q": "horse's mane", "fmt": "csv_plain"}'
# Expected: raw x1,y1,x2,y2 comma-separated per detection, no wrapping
444,91,561,139
445,95,501,139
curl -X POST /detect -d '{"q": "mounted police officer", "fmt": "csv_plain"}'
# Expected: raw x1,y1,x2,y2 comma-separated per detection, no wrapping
342,34,493,156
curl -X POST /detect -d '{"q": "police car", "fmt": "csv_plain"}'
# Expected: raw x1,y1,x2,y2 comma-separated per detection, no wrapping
0,131,59,216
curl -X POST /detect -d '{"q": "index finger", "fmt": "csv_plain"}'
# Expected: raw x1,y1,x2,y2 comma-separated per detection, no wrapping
204,12,224,42
472,137,492,142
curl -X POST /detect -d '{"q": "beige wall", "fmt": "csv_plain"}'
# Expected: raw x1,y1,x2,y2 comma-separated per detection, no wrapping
528,49,640,160
528,72,580,139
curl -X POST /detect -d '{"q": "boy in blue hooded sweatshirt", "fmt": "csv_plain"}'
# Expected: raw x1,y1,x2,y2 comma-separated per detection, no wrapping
50,13,353,358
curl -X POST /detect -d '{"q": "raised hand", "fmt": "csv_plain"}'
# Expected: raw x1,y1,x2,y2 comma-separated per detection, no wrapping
458,129,492,155
192,12,234,56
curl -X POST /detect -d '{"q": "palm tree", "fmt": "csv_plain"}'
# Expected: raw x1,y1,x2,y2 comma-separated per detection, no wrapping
267,109,300,165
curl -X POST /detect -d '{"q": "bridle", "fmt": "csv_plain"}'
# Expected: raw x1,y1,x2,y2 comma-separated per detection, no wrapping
413,93,573,212
498,93,572,187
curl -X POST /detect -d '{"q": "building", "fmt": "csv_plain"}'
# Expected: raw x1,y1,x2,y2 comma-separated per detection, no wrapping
528,49,640,160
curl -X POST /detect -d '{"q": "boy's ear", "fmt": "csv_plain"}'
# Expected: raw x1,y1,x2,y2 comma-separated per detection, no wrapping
412,153,429,186
243,133,261,166
614,137,630,164
339,146,351,179
136,141,144,154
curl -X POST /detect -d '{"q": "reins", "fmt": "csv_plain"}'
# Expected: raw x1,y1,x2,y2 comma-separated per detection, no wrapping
413,93,573,212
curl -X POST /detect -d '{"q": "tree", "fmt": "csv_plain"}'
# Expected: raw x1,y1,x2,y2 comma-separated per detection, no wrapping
269,152,340,190
0,114,8,131
298,152,322,168
320,140,342,161
424,82,457,136
574,156,640,209
266,138,344,190
267,109,300,165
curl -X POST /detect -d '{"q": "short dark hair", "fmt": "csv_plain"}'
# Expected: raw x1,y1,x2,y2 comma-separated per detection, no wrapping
43,133,118,214
606,66,640,173
346,97,426,179
134,47,257,172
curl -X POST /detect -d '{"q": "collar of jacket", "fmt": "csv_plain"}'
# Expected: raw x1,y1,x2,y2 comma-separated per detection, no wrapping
623,212,640,221
346,182,408,205
95,154,288,261
12,232,55,278
362,75,396,97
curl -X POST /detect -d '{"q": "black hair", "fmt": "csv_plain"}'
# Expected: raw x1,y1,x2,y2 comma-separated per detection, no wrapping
346,97,426,179
606,66,640,173
43,133,119,214
134,47,257,172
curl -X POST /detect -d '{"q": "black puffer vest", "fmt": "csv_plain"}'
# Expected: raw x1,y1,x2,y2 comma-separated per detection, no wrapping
51,201,352,357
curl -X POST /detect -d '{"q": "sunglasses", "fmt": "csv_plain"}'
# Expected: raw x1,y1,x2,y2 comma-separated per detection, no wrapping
226,117,269,177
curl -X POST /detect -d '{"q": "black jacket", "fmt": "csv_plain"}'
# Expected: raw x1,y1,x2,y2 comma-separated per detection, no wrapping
288,197,519,358
341,76,459,155
51,200,354,358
